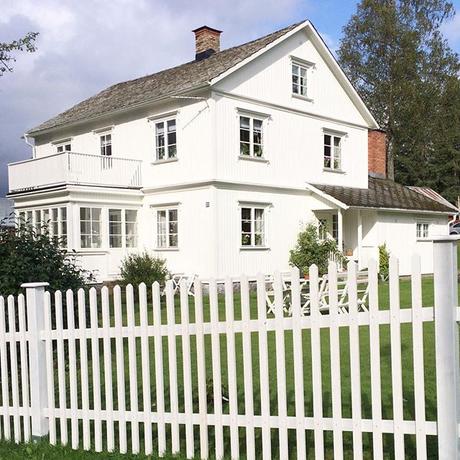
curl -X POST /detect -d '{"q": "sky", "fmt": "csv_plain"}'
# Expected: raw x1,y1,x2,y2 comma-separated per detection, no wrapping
1,0,460,197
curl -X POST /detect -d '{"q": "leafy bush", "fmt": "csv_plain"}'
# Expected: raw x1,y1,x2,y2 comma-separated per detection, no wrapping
120,252,169,287
0,216,93,296
379,243,390,281
289,223,345,276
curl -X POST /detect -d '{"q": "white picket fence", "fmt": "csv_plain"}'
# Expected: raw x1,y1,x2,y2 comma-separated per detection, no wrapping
0,237,458,459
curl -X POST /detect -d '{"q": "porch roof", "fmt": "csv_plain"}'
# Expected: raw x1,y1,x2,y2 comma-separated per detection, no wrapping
310,177,457,214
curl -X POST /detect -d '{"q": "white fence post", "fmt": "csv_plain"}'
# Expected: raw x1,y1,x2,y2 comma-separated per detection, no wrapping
432,236,460,459
22,282,49,439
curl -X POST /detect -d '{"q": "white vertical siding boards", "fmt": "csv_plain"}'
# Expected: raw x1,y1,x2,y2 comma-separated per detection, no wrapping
368,258,383,459
347,260,363,459
327,262,343,460
224,278,239,459
7,295,20,442
179,280,194,459
44,291,56,445
101,286,115,452
17,294,30,442
309,264,324,459
240,274,256,460
389,257,405,459
256,272,272,459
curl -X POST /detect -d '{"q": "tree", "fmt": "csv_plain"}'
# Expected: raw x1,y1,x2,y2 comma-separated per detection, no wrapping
0,217,93,296
0,32,39,76
337,0,460,196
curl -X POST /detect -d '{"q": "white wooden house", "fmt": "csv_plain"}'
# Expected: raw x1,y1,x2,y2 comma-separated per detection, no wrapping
7,21,457,280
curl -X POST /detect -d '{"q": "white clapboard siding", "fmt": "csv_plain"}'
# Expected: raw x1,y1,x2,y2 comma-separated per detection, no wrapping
1,242,459,459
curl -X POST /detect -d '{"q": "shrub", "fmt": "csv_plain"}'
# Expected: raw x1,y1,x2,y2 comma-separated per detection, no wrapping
379,243,390,281
289,223,345,276
120,252,169,287
0,216,93,296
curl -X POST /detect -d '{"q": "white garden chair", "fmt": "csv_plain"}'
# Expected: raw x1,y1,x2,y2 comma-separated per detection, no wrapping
166,273,198,297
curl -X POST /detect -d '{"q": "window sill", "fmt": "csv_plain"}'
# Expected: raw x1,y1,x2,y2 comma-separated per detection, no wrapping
416,238,430,242
240,246,270,251
153,247,179,252
238,155,269,164
152,157,178,165
323,168,345,174
292,93,314,103
77,249,109,255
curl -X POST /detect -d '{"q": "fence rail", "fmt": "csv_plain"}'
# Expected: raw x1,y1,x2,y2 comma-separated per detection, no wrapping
0,238,458,459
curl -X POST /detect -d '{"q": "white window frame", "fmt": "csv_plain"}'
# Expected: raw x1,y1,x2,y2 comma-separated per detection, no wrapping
239,115,264,159
416,222,430,240
240,205,268,248
156,207,179,249
323,131,344,171
154,117,177,162
56,142,72,153
108,208,138,249
80,207,102,249
291,57,314,99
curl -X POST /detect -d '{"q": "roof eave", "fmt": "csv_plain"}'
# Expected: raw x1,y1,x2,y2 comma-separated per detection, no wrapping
305,182,349,210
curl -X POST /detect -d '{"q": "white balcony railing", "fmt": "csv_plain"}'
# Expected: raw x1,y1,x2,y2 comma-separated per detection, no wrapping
8,152,142,193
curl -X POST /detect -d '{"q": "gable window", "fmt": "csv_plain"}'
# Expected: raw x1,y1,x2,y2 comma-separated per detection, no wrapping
155,119,177,161
241,207,266,247
108,209,138,248
80,207,102,249
156,208,178,249
240,116,263,158
56,143,71,153
292,62,308,97
416,222,429,239
324,133,342,170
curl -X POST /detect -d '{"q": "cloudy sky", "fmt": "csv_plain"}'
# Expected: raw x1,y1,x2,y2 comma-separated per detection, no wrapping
1,0,460,197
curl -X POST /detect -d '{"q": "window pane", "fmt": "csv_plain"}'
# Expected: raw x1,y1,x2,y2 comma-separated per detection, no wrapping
241,233,251,246
169,209,178,222
92,208,101,221
110,235,122,248
80,207,90,220
126,210,137,222
240,117,250,129
240,142,250,156
324,135,331,146
241,208,251,220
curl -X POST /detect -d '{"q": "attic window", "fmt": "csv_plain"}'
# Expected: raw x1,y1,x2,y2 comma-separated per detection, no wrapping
291,57,314,99
56,143,71,153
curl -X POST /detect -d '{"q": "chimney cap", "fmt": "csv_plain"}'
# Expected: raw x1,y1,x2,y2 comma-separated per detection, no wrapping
192,25,223,34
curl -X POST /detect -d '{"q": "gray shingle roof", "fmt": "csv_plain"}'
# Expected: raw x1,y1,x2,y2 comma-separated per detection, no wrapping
28,21,303,135
312,177,455,213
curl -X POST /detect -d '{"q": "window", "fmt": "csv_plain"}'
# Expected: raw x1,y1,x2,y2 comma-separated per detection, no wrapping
109,209,122,248
416,222,429,239
292,62,308,97
125,210,138,248
100,133,112,169
60,207,67,246
34,210,42,234
56,143,71,153
332,214,339,244
51,208,59,237
324,133,342,170
318,219,327,240
239,116,263,158
155,119,177,161
241,207,265,247
80,207,102,248
108,209,138,248
156,209,178,248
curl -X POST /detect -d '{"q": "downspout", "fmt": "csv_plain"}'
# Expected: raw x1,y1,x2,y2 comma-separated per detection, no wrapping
22,133,36,158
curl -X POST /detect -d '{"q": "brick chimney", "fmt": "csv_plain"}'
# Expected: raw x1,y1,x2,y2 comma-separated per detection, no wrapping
192,26,222,61
368,129,387,179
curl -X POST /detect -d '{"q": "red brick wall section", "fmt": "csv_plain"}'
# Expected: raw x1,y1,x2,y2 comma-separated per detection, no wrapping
194,28,221,57
368,129,387,178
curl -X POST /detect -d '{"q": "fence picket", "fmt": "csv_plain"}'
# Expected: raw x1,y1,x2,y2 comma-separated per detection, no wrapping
411,254,427,459
310,264,324,459
7,296,20,442
240,274,255,460
368,259,383,459
45,291,56,445
256,273,272,459
0,297,4,440
126,285,139,454
348,260,363,459
77,289,90,449
180,280,194,458
195,280,209,459
17,294,30,442
152,282,166,456
55,291,68,445
139,283,152,455
165,280,180,454
328,262,343,460
389,257,405,459
101,287,114,452
66,290,79,449
113,286,127,453
290,267,306,460
274,271,289,459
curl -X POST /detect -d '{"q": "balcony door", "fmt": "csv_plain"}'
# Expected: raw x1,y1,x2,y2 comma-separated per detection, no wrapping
100,133,112,169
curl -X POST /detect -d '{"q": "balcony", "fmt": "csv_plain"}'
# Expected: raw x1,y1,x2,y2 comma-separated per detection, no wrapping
8,152,142,193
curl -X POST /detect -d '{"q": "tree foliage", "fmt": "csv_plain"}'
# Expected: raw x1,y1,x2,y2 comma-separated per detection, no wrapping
338,0,460,201
289,224,345,276
0,217,93,296
0,32,39,76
